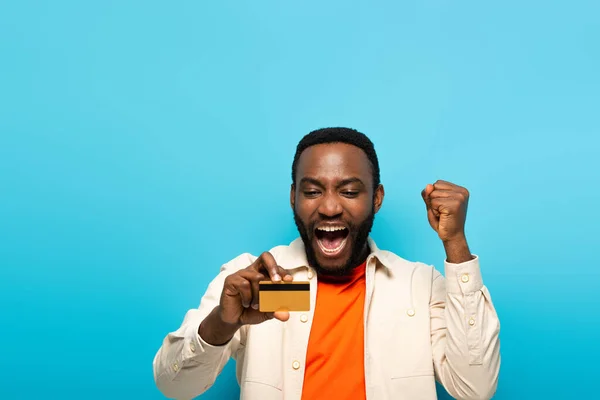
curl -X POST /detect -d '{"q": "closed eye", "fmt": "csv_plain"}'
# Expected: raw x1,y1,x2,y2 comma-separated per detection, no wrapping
304,190,320,197
342,191,359,197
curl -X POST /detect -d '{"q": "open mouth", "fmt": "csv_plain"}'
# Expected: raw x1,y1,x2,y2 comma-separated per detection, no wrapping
314,225,350,257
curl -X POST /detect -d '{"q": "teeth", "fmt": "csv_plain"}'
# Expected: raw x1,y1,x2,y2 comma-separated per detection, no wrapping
317,226,346,232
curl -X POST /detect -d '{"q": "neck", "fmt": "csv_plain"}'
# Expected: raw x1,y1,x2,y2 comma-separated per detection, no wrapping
356,241,371,267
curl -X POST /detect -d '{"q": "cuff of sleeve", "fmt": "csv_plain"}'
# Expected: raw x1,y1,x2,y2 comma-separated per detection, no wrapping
178,322,229,363
444,255,483,294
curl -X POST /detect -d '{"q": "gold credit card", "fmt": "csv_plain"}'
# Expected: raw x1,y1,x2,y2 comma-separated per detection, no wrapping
259,281,310,312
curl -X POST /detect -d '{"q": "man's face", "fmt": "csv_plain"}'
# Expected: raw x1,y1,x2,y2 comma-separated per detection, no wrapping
291,143,384,276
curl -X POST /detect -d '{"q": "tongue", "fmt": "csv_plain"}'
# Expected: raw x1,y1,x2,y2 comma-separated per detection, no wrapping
320,231,345,250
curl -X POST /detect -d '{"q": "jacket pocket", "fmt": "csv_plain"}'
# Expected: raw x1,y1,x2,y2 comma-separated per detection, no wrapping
391,370,434,379
240,380,283,400
390,373,436,400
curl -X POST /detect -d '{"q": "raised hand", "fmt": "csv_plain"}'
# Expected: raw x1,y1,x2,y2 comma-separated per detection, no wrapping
421,180,469,243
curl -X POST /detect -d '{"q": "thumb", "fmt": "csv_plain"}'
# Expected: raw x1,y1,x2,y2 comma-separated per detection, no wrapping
421,184,434,209
426,208,438,230
272,310,290,322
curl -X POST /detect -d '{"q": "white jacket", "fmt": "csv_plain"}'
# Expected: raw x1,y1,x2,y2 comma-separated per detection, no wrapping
153,238,500,399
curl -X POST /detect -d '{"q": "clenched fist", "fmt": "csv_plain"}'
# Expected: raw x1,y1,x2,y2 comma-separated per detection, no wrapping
421,180,469,243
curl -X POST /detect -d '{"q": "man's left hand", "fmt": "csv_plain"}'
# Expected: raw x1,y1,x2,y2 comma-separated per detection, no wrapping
421,180,469,243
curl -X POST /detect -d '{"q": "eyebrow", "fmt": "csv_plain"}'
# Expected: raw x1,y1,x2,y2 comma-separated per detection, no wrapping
299,177,365,189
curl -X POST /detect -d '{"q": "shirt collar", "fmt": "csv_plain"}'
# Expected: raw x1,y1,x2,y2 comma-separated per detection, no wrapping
281,236,391,272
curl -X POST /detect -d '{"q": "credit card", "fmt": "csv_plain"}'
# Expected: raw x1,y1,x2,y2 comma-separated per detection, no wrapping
258,281,310,312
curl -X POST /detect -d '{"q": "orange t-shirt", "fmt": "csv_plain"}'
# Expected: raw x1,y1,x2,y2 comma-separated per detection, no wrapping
301,262,367,400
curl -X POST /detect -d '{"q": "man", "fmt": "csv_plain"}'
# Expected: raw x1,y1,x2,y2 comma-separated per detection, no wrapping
153,127,501,400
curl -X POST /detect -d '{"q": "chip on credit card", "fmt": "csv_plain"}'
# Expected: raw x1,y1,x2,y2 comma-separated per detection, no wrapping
258,281,310,312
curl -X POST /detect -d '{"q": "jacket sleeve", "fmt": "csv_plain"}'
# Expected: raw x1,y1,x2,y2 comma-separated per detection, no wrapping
430,256,501,400
153,254,253,399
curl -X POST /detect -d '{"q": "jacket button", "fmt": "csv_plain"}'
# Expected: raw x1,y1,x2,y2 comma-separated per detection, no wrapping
292,361,301,370
300,314,308,323
406,309,415,317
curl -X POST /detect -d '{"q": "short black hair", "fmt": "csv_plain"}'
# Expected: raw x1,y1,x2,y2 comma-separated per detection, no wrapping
291,127,380,189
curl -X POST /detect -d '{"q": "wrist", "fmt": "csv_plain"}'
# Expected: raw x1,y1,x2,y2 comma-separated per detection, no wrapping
214,305,242,330
442,234,468,248
198,306,241,346
442,234,473,264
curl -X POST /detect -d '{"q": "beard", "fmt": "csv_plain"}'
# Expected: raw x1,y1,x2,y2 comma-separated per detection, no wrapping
293,206,375,277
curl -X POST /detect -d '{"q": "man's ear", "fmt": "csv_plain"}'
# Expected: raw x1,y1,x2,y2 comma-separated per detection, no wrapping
374,184,385,213
290,184,295,210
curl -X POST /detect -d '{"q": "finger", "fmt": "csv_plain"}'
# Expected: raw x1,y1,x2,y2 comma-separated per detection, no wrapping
430,198,445,212
261,311,275,321
430,191,468,205
277,266,293,282
238,270,265,310
431,198,460,214
433,181,469,199
256,252,282,282
423,183,435,198
427,208,438,228
428,189,454,199
433,180,459,191
272,310,290,322
421,185,434,209
232,276,253,309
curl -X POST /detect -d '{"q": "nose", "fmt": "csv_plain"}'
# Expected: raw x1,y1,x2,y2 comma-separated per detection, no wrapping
317,192,343,218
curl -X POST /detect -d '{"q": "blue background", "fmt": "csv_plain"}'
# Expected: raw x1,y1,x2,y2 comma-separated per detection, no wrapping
1,1,598,399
